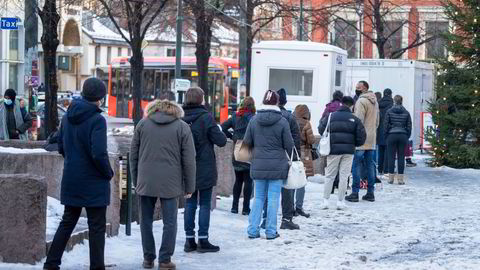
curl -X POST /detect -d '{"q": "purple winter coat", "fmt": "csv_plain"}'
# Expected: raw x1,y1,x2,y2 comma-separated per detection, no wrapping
321,100,343,119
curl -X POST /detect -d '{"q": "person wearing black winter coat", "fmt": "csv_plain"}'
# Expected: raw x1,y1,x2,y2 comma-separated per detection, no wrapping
377,89,394,175
182,87,227,253
221,96,255,216
44,78,113,270
384,95,412,185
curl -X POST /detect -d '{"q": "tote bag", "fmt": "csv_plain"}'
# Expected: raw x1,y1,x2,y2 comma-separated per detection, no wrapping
284,147,307,190
234,140,252,163
319,113,332,156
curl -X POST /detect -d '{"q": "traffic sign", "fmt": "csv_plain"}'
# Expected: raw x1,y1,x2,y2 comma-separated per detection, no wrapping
1,17,19,30
174,79,191,92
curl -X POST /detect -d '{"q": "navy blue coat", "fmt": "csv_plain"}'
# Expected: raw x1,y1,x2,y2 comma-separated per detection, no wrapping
183,105,227,191
377,96,394,145
243,107,294,180
59,98,114,207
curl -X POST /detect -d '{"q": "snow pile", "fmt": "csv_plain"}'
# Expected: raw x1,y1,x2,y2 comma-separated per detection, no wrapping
108,126,134,136
0,146,47,154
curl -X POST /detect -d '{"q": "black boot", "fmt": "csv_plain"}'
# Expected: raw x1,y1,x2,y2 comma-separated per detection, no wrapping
362,192,375,202
345,193,359,202
266,232,280,240
406,158,417,167
184,238,197,253
280,218,300,230
242,209,250,216
231,208,238,214
295,208,310,218
197,239,220,253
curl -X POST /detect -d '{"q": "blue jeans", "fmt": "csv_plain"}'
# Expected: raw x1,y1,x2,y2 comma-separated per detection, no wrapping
184,187,213,239
352,150,375,194
247,180,283,239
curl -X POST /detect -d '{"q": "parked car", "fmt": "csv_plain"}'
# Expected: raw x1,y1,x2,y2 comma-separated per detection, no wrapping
35,102,67,140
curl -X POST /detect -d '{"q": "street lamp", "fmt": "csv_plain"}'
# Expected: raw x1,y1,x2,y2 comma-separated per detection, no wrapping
355,0,364,59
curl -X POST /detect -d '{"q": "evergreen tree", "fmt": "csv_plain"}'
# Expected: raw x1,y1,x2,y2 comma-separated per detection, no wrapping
427,0,480,168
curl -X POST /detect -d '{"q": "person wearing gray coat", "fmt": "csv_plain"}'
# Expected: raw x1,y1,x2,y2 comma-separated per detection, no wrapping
130,99,196,270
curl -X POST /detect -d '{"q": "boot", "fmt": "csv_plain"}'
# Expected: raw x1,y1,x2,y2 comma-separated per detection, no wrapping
397,174,405,185
280,218,300,230
388,174,395,184
295,208,311,218
406,158,417,167
266,232,280,240
242,208,250,216
336,200,347,210
158,261,176,270
320,199,329,209
231,203,238,214
197,239,220,253
183,238,197,253
345,193,359,202
362,192,375,202
142,260,154,269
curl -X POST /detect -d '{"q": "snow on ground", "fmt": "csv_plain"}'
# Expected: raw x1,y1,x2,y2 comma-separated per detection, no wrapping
1,158,480,270
46,197,88,240
0,146,47,154
108,126,134,137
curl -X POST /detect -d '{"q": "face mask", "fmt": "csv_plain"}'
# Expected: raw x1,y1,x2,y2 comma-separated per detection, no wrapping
4,99,12,106
355,90,362,96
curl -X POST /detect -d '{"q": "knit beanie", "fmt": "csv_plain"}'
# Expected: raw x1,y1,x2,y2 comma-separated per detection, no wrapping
277,88,287,105
262,90,279,106
82,78,107,102
4,89,16,100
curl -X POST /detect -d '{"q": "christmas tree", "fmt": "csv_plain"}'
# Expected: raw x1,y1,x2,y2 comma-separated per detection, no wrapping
427,0,480,168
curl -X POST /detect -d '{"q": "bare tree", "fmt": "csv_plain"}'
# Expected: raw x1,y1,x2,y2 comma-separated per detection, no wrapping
98,0,169,125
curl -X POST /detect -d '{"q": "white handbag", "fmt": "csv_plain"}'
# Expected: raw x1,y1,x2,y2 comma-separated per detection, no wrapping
284,147,307,190
319,113,332,156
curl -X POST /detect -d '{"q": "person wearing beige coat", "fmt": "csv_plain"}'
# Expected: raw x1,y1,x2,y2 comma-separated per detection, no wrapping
345,81,380,203
293,104,315,218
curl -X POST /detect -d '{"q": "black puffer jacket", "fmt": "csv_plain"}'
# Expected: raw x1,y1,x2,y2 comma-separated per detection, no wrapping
280,106,301,157
183,105,227,190
384,105,412,138
221,111,255,171
318,106,366,155
377,96,394,145
243,107,294,180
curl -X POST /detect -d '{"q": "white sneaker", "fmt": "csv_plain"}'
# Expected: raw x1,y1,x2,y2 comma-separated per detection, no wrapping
337,200,346,210
321,199,329,209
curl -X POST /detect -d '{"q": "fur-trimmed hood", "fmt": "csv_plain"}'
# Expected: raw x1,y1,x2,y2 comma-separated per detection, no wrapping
145,99,184,124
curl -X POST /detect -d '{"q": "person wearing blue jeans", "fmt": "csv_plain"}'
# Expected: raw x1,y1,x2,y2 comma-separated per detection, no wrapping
184,188,213,249
248,180,283,239
352,150,376,194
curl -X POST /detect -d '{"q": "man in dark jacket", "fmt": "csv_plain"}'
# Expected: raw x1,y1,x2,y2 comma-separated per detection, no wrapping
130,99,196,269
319,96,366,210
0,89,32,140
44,78,114,270
183,87,227,253
377,88,394,175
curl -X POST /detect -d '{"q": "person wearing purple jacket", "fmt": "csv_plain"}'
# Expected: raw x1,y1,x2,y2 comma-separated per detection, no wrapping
319,91,344,175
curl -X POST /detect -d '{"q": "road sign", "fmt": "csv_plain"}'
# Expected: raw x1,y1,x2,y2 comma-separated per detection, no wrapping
174,79,191,92
1,17,19,30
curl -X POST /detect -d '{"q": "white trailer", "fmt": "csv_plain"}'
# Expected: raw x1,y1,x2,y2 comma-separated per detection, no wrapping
345,59,435,149
250,41,348,135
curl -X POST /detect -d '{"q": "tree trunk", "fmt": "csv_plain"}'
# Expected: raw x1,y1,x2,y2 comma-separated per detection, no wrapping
245,3,254,96
194,17,213,107
38,0,60,138
130,48,143,126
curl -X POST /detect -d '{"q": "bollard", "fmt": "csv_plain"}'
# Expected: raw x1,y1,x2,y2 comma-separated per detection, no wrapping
126,153,132,236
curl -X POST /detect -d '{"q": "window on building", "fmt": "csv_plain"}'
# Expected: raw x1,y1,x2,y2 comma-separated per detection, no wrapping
426,21,449,59
333,20,358,58
107,47,112,63
268,68,313,96
95,46,101,65
384,21,404,58
166,48,176,57
9,64,18,91
117,47,122,57
9,30,19,60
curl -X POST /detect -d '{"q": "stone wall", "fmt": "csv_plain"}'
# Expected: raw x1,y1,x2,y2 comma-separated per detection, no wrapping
0,174,47,264
214,140,235,197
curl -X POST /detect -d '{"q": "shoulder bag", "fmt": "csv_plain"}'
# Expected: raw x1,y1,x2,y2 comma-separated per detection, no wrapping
284,147,307,190
319,113,332,156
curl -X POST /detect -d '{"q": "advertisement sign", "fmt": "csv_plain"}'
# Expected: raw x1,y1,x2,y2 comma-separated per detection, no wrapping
420,112,434,149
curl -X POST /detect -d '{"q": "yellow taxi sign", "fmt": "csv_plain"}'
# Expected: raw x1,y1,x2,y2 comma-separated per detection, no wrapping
191,71,198,77
231,70,239,78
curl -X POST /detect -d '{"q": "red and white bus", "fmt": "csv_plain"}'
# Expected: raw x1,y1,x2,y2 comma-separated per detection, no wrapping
100,56,239,123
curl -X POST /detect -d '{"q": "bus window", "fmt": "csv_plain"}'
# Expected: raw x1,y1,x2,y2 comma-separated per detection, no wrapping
143,70,155,100
125,70,131,99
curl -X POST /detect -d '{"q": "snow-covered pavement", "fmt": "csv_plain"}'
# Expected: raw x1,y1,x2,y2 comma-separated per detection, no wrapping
2,158,480,270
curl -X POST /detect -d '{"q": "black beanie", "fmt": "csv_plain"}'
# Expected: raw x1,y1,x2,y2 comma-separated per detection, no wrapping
262,90,279,106
82,78,107,102
4,89,16,100
277,88,287,105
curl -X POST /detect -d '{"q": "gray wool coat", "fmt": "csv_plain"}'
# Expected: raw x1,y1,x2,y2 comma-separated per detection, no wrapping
130,100,196,199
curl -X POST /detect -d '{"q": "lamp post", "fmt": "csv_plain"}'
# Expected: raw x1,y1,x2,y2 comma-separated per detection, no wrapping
355,0,364,59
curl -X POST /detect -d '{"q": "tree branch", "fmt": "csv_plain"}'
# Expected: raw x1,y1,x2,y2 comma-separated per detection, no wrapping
141,0,169,40
98,0,132,44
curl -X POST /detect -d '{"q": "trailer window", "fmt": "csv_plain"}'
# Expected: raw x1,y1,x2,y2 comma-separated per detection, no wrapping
268,68,313,96
335,70,342,87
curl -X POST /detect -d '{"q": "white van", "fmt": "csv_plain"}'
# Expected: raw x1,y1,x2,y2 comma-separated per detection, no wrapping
250,41,348,135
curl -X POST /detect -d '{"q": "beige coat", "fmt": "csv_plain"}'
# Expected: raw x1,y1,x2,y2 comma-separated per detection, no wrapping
354,91,379,150
294,105,315,177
